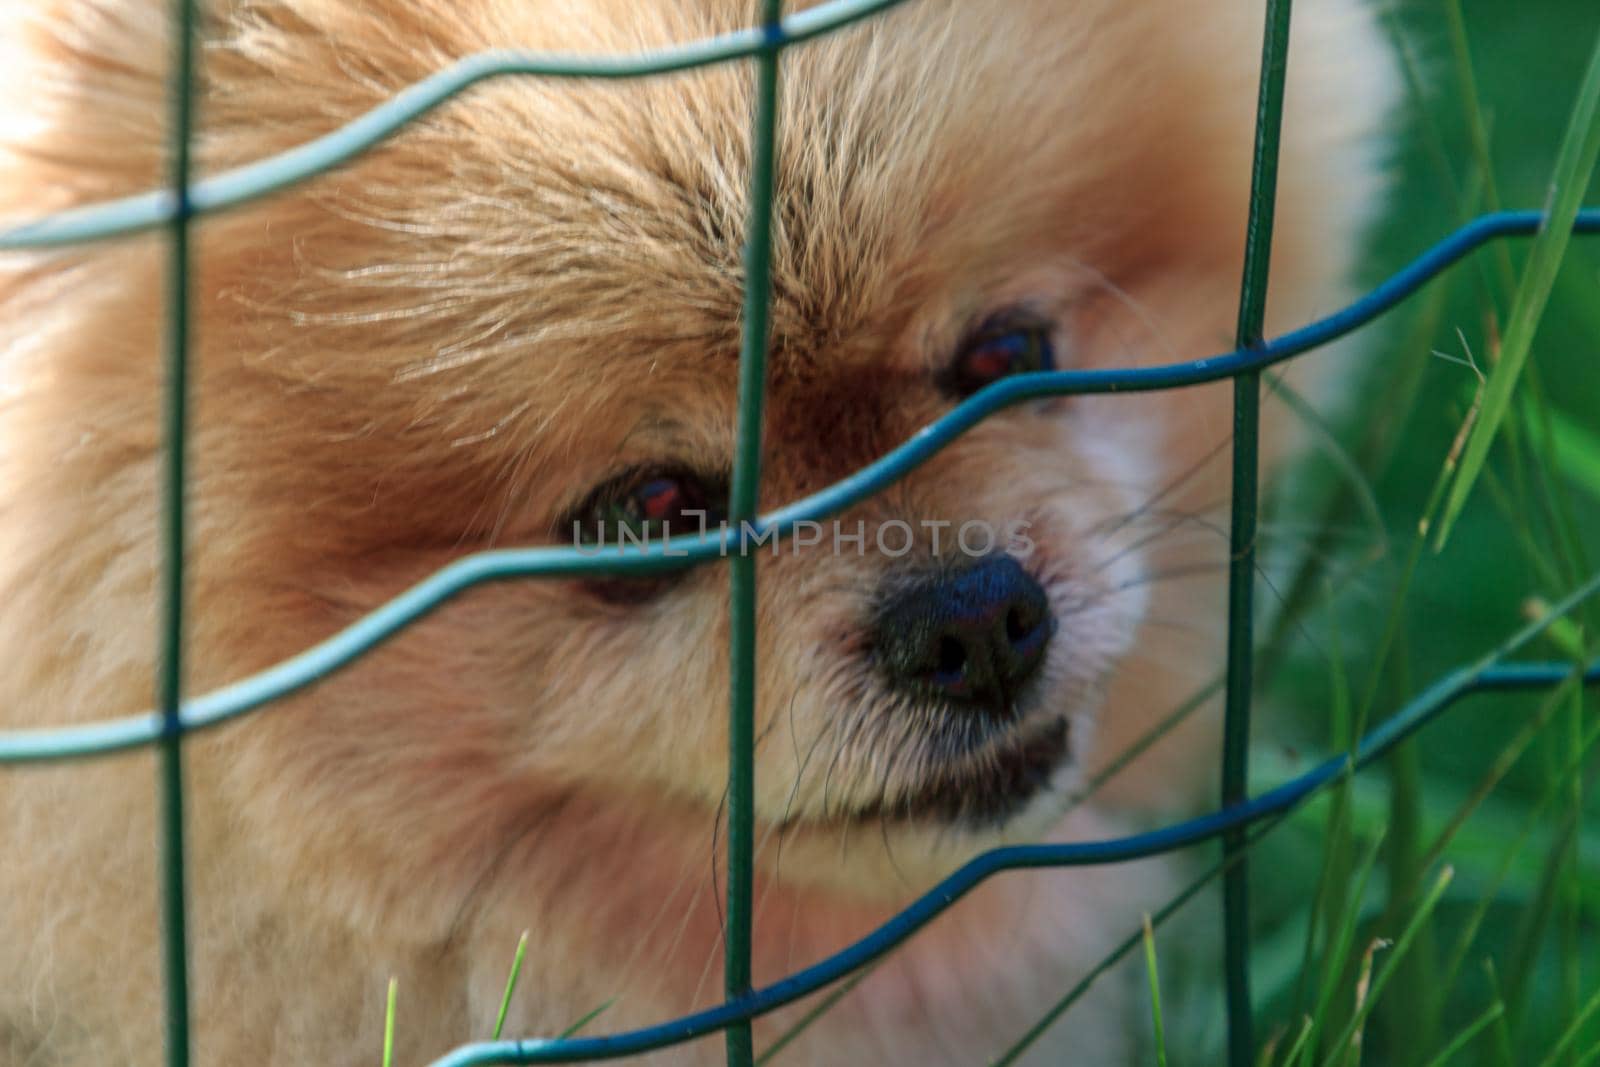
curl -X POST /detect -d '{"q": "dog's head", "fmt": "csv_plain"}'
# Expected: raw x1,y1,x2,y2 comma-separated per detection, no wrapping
0,0,1395,1004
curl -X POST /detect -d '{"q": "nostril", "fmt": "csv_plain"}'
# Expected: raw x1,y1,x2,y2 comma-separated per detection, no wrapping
1005,599,1050,654
1005,605,1028,643
936,634,967,678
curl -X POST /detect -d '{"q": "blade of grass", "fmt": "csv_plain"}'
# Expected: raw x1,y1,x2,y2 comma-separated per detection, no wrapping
1297,609,1360,1051
383,977,398,1067
1379,732,1433,1065
1264,374,1387,550
1144,915,1170,1067
1262,734,1600,925
1537,984,1600,1067
1340,937,1387,1067
1430,708,1600,1026
1302,832,1387,1067
1260,1021,1293,1067
1278,596,1356,1034
1443,0,1517,296
1288,788,1353,1025
991,830,1273,1067
1525,600,1592,662
1434,26,1600,547
1484,960,1517,1067
1418,998,1503,1067
753,964,878,1065
1255,246,1452,686
1315,866,1455,1067
1420,673,1585,871
1503,812,1583,1032
1072,672,1223,806
1277,1017,1315,1067
491,931,530,1041
1378,0,1462,208
558,999,616,1040
1361,359,1490,746
1556,676,1589,1067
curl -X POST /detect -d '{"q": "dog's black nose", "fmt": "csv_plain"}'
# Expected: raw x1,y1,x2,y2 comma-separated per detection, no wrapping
875,555,1054,712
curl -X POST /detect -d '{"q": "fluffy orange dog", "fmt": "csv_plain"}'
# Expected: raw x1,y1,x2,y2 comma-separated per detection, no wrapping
0,1,1393,1063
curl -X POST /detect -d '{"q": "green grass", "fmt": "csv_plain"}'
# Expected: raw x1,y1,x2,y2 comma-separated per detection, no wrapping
383,978,398,1067
1146,914,1172,1067
1228,1,1600,1064
492,932,530,1041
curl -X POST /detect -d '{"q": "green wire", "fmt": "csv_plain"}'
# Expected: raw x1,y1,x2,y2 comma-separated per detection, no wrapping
1223,2,1296,1065
725,3,785,1064
158,1,199,1064
6,1,1591,1064
0,0,911,251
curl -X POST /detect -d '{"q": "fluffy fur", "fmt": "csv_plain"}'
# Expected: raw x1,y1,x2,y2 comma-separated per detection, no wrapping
0,1,1394,1063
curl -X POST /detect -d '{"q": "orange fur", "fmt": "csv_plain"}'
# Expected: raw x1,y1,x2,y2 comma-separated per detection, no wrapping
0,1,1394,1063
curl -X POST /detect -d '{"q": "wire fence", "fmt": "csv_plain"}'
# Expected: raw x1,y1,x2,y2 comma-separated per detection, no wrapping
0,0,1597,1065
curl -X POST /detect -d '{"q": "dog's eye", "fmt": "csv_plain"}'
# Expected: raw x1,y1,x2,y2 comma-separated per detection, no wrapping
945,319,1056,397
564,470,727,603
569,470,725,547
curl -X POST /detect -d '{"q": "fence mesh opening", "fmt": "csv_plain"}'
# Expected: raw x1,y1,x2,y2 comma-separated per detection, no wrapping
1,0,1597,1065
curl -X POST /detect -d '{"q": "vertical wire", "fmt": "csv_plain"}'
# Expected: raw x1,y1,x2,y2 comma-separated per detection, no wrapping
726,2,784,1064
1224,1,1294,1065
158,0,200,1064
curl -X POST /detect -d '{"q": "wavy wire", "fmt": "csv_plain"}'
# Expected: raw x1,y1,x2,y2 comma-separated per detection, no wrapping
0,207,1594,764
0,2,1597,1063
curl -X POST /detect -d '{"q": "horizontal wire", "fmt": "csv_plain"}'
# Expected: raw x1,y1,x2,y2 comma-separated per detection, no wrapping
4,2,1592,1061
0,0,912,250
0,208,1594,763
427,569,1600,1064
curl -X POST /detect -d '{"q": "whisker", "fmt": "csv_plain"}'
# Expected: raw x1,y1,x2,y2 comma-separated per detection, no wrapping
1088,509,1229,576
1066,257,1186,364
1090,435,1233,541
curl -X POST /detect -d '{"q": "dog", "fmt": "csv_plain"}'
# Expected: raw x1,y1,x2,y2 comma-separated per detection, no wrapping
0,0,1395,1062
